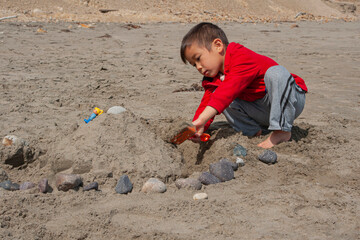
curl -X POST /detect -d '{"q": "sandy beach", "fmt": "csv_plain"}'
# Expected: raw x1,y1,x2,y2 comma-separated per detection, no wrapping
1,1,360,239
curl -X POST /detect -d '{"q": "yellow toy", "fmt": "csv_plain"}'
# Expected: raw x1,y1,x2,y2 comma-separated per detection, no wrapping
84,107,103,123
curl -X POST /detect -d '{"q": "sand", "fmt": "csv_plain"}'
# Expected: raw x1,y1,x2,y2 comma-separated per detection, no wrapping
1,1,360,240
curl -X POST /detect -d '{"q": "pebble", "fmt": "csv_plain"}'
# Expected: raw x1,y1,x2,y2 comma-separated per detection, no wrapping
193,193,208,200
219,158,239,171
236,157,245,167
2,135,27,146
115,175,133,194
141,178,167,193
38,178,51,193
175,178,202,190
209,161,234,182
107,106,126,114
233,144,247,157
0,180,20,191
20,182,36,190
198,172,221,185
0,168,8,182
83,182,99,191
55,174,83,192
258,150,278,164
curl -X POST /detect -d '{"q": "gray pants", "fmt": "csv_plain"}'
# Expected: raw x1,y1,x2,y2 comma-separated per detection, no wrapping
223,65,306,136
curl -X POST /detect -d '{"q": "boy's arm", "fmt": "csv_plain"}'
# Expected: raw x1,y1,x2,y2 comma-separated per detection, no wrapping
192,84,217,132
192,106,218,137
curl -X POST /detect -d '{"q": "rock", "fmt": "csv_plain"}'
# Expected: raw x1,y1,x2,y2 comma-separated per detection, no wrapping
233,144,247,157
198,172,221,185
236,157,245,167
141,178,166,193
219,158,239,171
0,180,20,191
193,193,208,200
107,106,126,114
83,182,99,191
55,174,83,192
209,161,234,182
175,178,202,190
1,136,34,167
258,150,277,164
115,175,133,194
2,135,27,146
0,168,8,182
19,182,36,190
38,178,52,193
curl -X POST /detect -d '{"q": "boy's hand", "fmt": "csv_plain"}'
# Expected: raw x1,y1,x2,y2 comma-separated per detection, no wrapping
192,106,218,138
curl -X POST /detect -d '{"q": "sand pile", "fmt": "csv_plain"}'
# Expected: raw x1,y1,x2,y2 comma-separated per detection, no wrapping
46,110,183,188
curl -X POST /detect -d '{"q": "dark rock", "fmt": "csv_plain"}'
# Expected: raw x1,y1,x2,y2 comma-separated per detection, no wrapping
175,178,202,190
258,150,277,164
55,174,83,192
233,144,247,157
198,172,221,185
219,158,239,171
38,178,52,193
115,175,133,194
0,180,20,191
20,182,36,190
209,161,234,182
83,182,99,191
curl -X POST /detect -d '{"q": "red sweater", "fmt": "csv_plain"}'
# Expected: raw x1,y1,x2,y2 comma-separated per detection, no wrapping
193,42,307,131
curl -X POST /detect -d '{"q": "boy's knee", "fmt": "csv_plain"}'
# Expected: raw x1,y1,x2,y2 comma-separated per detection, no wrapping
264,65,291,87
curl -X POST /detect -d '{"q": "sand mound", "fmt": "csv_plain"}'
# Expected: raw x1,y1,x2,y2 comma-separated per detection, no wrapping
47,110,183,187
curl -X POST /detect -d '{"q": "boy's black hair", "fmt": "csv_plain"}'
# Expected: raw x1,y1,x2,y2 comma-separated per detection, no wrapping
180,22,229,64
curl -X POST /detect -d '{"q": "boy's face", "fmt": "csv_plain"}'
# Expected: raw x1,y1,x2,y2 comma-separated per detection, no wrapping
184,39,225,78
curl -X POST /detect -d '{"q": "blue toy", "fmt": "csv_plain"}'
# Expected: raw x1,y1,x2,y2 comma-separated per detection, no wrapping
84,107,103,123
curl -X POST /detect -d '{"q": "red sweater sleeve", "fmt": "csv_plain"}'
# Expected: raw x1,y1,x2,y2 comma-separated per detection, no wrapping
193,83,217,132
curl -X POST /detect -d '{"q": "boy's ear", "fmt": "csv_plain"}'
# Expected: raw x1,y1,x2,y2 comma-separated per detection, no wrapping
212,38,224,53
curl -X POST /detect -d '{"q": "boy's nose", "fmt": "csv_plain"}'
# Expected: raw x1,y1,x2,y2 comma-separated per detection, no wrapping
196,64,202,72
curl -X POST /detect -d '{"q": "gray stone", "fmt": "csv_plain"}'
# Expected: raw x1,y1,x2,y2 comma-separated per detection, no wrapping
141,178,166,193
83,182,99,191
20,182,36,190
115,175,133,194
107,106,126,114
175,178,202,190
0,180,20,191
0,168,8,182
219,158,239,171
258,150,277,164
38,178,52,193
198,172,221,185
209,161,234,182
233,144,247,157
55,174,83,192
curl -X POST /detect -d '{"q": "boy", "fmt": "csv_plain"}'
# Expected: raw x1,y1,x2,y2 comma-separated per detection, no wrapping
180,22,307,148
